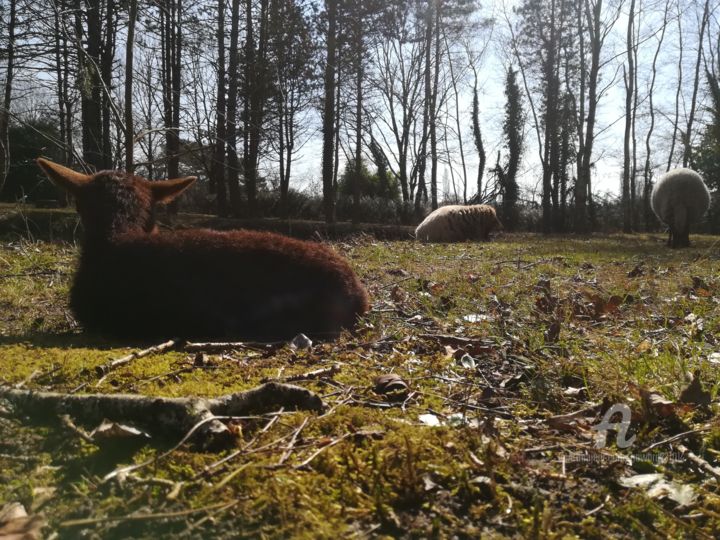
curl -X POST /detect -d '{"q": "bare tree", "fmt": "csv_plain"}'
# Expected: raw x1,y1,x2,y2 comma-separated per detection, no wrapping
211,0,228,215
0,0,17,195
226,0,242,213
321,0,338,223
683,0,710,167
622,0,636,233
124,0,137,172
642,0,669,230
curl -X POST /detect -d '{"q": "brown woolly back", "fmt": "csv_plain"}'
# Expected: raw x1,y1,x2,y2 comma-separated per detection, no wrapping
37,159,369,341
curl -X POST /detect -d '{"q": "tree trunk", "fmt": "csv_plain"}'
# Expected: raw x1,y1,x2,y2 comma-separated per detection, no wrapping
54,0,68,168
0,0,17,196
171,0,182,180
683,0,710,167
472,82,485,202
667,6,683,171
212,0,228,216
321,0,337,223
621,0,635,233
101,0,115,169
416,1,433,217
124,0,137,172
643,1,668,231
226,0,242,214
429,0,440,210
245,0,269,216
80,0,104,170
353,24,363,224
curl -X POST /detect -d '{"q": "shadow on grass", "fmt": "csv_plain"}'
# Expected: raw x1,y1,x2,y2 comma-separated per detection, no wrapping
0,330,169,351
495,232,719,260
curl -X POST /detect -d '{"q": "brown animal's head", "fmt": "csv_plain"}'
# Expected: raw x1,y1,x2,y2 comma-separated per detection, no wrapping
37,158,196,241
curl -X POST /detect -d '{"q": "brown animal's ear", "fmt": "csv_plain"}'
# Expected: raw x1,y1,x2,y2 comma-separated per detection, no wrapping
36,158,91,194
148,176,197,204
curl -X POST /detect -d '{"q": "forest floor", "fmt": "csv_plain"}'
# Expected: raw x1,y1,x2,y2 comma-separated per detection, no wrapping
0,228,719,538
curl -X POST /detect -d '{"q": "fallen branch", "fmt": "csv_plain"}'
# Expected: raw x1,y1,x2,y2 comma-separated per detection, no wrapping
262,364,341,384
677,443,720,480
184,341,282,354
0,382,323,449
95,340,177,384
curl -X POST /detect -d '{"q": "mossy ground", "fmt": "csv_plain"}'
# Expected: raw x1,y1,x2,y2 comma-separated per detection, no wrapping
1,230,719,538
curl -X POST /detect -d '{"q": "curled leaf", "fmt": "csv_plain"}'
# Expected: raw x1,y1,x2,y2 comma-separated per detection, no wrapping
456,353,477,370
373,374,409,399
90,420,151,441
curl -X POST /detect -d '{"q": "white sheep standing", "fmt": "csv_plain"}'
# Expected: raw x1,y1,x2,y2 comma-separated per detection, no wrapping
415,204,503,242
651,168,711,248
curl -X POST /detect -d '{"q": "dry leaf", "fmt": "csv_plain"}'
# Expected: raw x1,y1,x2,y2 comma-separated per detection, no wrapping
457,353,477,369
418,413,441,427
544,320,561,344
641,389,676,418
627,263,644,278
90,420,151,441
0,503,44,540
373,374,409,400
619,473,696,506
679,370,711,406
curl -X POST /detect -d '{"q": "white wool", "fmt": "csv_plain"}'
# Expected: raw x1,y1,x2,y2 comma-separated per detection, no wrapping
651,168,711,226
415,204,499,242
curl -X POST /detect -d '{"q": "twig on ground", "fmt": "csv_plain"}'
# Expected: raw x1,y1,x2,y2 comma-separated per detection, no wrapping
95,340,177,385
640,427,710,453
294,430,381,470
15,370,40,389
59,501,237,528
184,341,283,353
264,364,341,384
277,417,309,466
677,443,720,480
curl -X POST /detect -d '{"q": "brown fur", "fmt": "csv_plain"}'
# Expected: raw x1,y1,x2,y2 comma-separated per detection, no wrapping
37,159,369,341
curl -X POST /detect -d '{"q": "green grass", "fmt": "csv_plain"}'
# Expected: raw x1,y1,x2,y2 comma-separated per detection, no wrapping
1,231,719,538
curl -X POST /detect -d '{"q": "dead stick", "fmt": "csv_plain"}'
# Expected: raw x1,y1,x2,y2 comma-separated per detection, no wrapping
59,501,236,528
677,443,720,480
1,382,323,446
95,340,177,383
184,341,283,353
640,427,710,453
277,417,309,466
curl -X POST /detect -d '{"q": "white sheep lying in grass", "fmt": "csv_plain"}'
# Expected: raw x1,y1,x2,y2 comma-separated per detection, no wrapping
415,204,503,242
651,168,711,248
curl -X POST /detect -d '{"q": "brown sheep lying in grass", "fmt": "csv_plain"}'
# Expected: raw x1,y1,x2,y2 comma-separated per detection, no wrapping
651,168,711,248
415,204,503,242
37,159,369,341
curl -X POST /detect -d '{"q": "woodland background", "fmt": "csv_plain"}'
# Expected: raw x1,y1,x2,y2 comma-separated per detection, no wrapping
0,0,719,232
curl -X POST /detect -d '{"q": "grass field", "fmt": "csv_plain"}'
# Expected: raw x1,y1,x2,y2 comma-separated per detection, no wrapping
1,230,719,538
